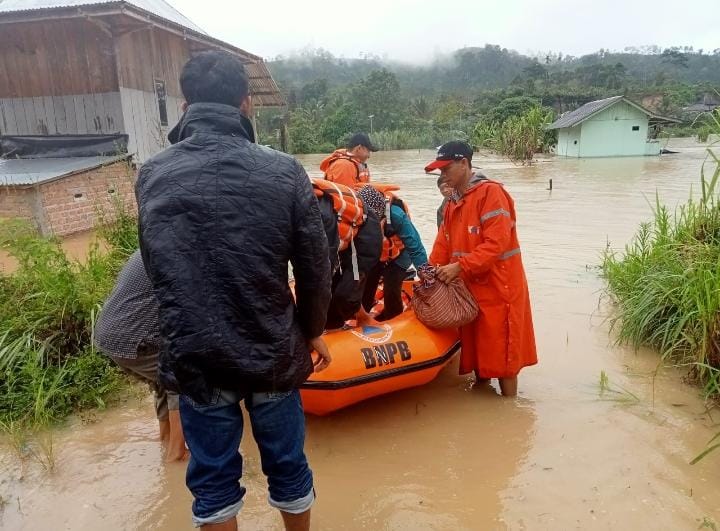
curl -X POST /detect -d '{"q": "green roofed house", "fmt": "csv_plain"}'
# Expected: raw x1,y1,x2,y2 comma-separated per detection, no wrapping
547,96,680,158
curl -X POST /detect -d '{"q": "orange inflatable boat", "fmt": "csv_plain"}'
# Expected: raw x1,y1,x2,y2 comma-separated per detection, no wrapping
300,308,460,415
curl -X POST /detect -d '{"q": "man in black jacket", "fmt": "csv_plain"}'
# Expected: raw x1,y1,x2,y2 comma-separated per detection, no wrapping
136,51,331,531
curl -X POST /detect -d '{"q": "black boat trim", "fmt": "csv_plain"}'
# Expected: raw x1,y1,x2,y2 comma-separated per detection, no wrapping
300,340,461,391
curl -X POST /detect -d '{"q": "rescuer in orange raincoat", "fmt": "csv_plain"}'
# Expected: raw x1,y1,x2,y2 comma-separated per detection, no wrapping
319,132,378,186
426,141,537,396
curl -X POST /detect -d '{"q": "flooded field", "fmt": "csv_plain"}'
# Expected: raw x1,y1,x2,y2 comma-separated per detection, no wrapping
2,138,719,530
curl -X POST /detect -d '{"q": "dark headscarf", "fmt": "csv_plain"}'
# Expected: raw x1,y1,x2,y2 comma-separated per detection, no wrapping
357,185,385,219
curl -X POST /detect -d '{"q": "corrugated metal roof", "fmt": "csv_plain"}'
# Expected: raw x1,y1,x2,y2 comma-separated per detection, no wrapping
0,155,129,186
0,0,206,33
245,62,285,107
547,96,681,130
683,103,719,113
546,96,625,130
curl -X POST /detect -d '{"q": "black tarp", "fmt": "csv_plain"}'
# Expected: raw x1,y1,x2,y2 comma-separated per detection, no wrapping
0,134,129,159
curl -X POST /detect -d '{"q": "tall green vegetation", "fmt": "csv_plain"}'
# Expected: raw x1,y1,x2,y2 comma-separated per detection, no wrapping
601,110,720,400
266,46,719,155
472,105,555,162
0,207,138,431
278,67,476,154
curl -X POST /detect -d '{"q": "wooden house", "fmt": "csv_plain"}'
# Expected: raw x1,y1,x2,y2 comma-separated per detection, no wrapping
0,0,284,162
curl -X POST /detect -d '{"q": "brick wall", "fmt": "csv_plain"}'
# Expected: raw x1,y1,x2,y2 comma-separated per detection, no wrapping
0,187,34,221
0,186,32,219
40,160,137,237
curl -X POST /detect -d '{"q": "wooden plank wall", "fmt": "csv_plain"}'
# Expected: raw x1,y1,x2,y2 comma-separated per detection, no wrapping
116,29,189,161
115,28,187,98
0,20,118,98
0,20,193,158
0,19,123,135
0,93,123,135
120,88,183,162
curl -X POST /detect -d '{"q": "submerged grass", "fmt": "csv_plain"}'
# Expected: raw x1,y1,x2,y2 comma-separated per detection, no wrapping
0,200,139,434
601,109,720,461
597,370,641,404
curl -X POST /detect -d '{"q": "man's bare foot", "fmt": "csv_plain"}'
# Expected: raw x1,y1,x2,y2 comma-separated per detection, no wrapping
324,326,345,333
499,377,518,397
166,446,190,462
355,306,380,328
474,377,490,388
473,371,490,388
159,418,170,443
357,315,381,327
165,410,188,462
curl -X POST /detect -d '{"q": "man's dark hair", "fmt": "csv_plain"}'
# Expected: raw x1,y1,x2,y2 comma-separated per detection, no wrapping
180,51,249,107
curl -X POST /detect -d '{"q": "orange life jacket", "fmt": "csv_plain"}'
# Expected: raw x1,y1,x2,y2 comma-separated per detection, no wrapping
311,178,366,253
380,191,411,263
319,150,371,185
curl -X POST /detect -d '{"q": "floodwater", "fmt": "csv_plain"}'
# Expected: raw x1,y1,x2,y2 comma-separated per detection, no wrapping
0,230,98,274
2,139,720,530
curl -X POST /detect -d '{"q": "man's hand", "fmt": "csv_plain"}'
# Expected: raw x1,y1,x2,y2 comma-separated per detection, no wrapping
309,336,332,372
436,262,462,284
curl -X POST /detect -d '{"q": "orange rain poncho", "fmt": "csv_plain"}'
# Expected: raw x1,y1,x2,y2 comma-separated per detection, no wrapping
430,177,537,378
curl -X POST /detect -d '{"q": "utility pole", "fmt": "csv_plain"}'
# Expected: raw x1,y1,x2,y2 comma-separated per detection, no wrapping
369,114,374,134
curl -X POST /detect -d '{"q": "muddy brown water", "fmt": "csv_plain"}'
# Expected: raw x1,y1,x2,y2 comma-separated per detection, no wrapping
2,139,720,530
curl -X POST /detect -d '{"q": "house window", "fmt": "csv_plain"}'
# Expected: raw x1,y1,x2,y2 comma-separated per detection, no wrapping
155,80,168,126
573,140,578,145
632,126,640,131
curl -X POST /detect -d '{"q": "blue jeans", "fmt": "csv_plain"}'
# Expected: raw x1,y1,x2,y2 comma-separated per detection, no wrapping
180,388,314,527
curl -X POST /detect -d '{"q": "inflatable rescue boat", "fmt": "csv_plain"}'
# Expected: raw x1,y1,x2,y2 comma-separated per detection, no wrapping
301,307,460,415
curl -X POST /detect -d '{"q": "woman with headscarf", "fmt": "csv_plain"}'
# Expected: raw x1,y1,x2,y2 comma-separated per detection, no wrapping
357,185,428,322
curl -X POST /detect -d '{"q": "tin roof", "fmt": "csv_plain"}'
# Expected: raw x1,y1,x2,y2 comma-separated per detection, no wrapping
683,103,719,113
0,155,129,186
547,96,680,130
547,96,624,130
0,0,205,32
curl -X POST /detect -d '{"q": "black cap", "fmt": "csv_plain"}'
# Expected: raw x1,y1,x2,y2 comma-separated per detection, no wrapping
424,141,473,172
347,132,378,152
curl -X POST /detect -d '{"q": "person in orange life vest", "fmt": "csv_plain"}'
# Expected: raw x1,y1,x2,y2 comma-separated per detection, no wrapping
313,181,384,330
358,186,428,322
320,132,377,187
426,141,537,397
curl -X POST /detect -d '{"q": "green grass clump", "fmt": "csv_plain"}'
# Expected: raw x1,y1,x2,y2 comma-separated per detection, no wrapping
601,110,720,463
0,201,139,430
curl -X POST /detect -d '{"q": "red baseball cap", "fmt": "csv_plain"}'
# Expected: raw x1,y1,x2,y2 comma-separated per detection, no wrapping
424,141,473,173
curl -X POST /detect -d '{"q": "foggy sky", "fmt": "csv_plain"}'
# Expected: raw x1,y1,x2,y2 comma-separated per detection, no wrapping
170,0,718,62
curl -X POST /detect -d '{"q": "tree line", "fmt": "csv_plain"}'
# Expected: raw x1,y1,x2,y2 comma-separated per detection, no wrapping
255,45,720,155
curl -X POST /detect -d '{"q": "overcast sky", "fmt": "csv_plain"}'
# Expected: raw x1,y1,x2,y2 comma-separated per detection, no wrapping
171,0,718,62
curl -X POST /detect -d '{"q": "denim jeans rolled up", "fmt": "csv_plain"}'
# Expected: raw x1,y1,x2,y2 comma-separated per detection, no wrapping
180,388,314,527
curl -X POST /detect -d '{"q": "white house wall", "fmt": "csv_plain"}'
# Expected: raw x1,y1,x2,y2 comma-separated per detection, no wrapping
578,102,649,157
557,126,581,157
0,92,124,136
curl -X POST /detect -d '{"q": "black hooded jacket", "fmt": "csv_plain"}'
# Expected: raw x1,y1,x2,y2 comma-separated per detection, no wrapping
136,103,331,402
